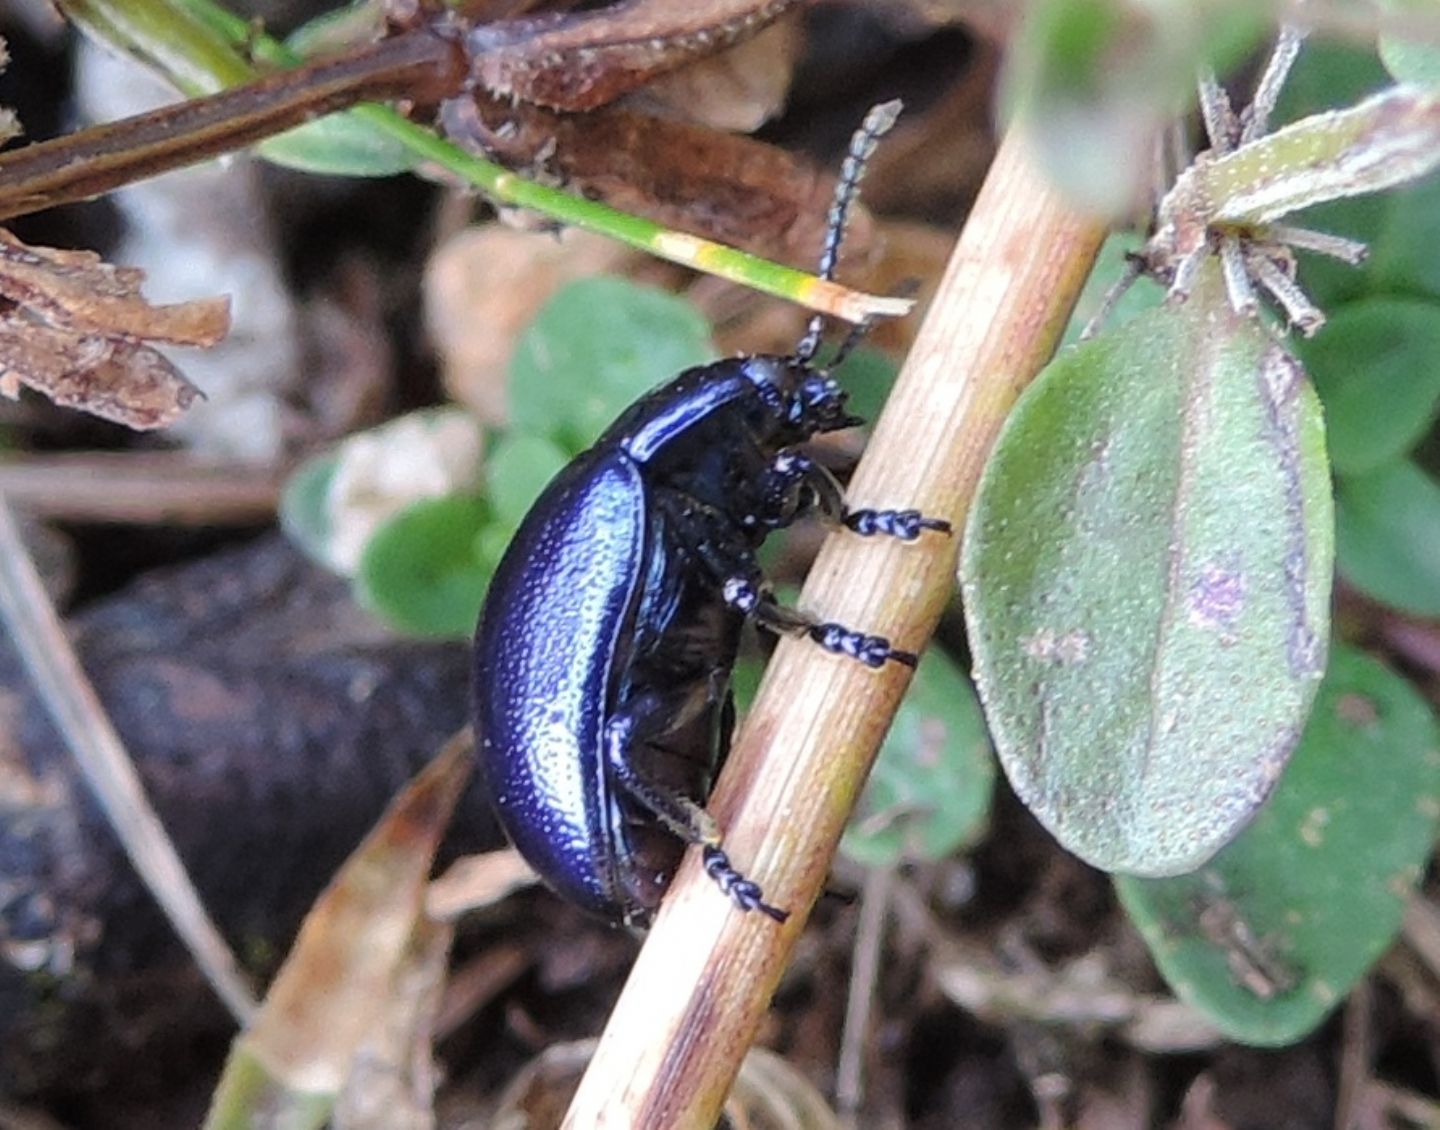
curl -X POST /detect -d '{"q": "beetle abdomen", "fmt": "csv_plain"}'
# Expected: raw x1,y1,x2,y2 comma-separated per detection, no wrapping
473,449,647,917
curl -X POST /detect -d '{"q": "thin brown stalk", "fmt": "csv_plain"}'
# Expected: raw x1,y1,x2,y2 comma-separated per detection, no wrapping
0,29,463,221
0,453,282,524
835,864,894,1128
0,494,257,1022
561,124,1107,1129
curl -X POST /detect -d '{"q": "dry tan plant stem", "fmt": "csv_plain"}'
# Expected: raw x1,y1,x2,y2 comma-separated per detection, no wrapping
0,495,257,1022
0,453,282,524
562,124,1107,1128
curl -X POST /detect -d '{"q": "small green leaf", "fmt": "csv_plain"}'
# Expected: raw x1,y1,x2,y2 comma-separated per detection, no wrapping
284,0,381,58
473,521,519,580
257,114,417,177
963,260,1333,876
1380,36,1440,90
1201,86,1440,225
1378,0,1440,88
1298,296,1440,474
1367,174,1440,300
279,450,342,571
509,278,714,453
486,432,571,529
841,649,994,868
1116,645,1440,1047
1276,42,1431,307
355,494,491,638
1003,0,1264,217
835,348,900,427
1336,459,1440,616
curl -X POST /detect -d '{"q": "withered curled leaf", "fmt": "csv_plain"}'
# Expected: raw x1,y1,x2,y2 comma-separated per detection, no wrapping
0,229,229,430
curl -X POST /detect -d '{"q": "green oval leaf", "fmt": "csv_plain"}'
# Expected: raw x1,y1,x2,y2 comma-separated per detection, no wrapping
279,449,343,572
962,260,1334,876
1367,174,1440,302
355,494,491,638
1116,645,1440,1046
257,114,418,177
833,348,900,428
486,431,571,529
509,278,714,453
1297,296,1440,475
1003,0,1264,217
473,522,517,581
841,649,995,868
1378,0,1440,89
1336,458,1440,616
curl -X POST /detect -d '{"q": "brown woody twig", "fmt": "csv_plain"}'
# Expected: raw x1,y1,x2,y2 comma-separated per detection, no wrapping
562,123,1108,1128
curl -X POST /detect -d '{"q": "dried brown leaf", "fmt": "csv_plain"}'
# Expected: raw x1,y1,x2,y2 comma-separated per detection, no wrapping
0,314,203,429
0,229,228,344
427,845,538,919
332,915,453,1130
445,95,874,270
634,15,800,133
240,733,470,1093
0,228,228,429
467,0,804,112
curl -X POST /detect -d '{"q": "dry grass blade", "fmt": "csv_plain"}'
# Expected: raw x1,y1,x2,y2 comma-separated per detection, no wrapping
333,917,454,1130
204,732,472,1130
0,495,256,1022
0,228,228,428
0,452,281,524
561,125,1107,1129
426,845,538,921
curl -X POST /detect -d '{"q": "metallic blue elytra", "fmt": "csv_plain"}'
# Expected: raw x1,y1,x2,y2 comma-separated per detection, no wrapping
471,103,951,928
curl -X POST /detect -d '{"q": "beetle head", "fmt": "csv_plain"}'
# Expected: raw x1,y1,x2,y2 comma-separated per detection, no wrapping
739,356,859,442
791,366,860,435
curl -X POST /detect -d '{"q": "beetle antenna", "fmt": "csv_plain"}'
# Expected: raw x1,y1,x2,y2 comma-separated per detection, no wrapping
796,98,903,365
829,317,872,369
828,278,921,368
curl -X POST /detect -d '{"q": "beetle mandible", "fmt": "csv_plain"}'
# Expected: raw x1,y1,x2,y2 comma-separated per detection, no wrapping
473,100,950,929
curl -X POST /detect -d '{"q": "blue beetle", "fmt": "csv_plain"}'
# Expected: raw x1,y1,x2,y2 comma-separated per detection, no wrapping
473,101,948,928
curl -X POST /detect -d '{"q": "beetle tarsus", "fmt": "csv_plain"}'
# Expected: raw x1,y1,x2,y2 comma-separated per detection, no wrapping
703,846,789,923
737,587,918,670
809,623,915,668
843,508,953,540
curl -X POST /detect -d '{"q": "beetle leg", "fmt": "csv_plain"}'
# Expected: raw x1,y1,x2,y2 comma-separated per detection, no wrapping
721,576,919,669
604,691,788,922
657,490,920,667
754,449,839,530
757,451,952,540
842,507,952,540
702,846,788,922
